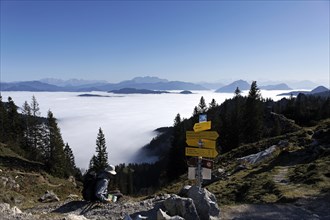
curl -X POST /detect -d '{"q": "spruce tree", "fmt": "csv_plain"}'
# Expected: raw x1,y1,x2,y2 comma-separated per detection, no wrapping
209,98,218,109
166,114,187,181
192,106,199,117
45,110,67,177
242,81,263,143
234,87,242,97
90,128,109,173
64,143,77,176
30,96,42,156
197,96,207,113
7,97,22,143
0,96,8,142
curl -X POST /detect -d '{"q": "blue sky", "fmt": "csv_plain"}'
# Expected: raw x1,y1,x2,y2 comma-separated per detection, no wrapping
1,0,329,84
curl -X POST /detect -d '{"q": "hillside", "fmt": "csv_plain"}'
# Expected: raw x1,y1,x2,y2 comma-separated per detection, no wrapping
1,119,329,219
159,119,330,219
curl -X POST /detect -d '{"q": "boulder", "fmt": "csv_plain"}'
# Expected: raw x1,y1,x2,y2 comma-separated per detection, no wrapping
163,194,200,220
177,185,191,197
0,176,20,191
39,190,60,202
186,185,221,220
0,203,24,218
157,208,184,220
68,176,77,187
65,214,89,220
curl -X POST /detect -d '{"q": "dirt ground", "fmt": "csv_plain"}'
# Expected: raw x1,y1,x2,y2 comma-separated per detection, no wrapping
221,193,330,220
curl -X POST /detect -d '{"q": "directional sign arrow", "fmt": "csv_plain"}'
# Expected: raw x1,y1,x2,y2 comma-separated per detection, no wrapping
186,138,216,149
186,131,219,140
193,121,211,132
185,147,218,158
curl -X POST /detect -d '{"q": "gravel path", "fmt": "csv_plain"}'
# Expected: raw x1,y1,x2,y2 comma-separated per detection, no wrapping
2,193,329,220
221,194,330,220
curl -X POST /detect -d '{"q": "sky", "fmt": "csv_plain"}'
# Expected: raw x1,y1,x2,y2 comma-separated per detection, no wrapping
1,0,329,85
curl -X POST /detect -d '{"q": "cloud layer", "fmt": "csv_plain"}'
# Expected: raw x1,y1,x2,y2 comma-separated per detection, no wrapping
2,90,287,168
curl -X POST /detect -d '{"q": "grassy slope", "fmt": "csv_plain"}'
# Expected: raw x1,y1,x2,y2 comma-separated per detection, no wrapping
0,144,82,209
159,119,330,206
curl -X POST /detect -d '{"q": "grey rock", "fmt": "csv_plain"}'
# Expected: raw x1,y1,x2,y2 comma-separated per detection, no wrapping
178,185,191,197
163,194,199,220
65,214,89,220
39,190,60,202
157,208,185,220
186,186,221,220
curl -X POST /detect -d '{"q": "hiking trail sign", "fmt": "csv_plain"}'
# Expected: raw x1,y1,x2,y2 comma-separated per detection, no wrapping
186,131,219,140
193,121,211,132
185,147,218,158
186,138,216,149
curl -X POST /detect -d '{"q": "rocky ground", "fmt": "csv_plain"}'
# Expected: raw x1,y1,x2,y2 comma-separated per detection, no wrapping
1,192,330,220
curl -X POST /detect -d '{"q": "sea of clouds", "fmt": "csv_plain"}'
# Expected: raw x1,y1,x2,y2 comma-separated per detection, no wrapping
1,90,290,169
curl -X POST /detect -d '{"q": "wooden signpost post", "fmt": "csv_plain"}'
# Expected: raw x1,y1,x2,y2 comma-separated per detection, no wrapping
185,114,219,189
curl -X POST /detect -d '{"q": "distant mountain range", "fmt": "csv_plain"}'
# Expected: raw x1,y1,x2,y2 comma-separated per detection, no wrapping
110,88,170,94
215,80,292,93
0,76,324,92
215,80,250,93
277,86,330,97
1,77,207,92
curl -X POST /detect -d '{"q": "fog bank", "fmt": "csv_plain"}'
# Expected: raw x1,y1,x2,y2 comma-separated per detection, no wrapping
1,90,288,169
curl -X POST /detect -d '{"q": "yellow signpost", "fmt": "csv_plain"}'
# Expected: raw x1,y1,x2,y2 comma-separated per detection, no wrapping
186,131,219,140
193,121,211,132
186,138,216,149
185,147,218,158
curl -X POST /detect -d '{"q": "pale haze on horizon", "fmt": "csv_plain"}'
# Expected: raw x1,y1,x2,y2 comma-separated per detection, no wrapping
0,1,329,85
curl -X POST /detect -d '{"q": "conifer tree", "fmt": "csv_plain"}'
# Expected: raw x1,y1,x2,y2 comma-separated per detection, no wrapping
0,96,8,142
166,114,186,181
7,97,22,143
89,155,97,171
174,113,181,126
90,128,109,173
242,81,263,143
234,87,242,97
45,110,67,177
30,96,44,160
21,101,33,156
192,106,199,116
209,98,218,109
197,96,207,113
64,143,77,175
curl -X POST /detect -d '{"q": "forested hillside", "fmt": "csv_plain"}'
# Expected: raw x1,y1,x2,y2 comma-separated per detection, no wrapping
113,82,330,195
0,95,81,179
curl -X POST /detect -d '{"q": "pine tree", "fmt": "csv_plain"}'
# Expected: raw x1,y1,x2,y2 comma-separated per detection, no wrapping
0,96,9,142
234,87,242,98
45,110,67,177
90,128,109,173
30,96,43,160
192,106,199,117
197,96,207,113
242,81,263,143
64,143,77,176
166,114,187,181
174,113,181,126
209,98,218,109
6,97,22,143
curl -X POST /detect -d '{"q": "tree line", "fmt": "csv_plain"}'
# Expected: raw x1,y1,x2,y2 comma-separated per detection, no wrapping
0,95,80,179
